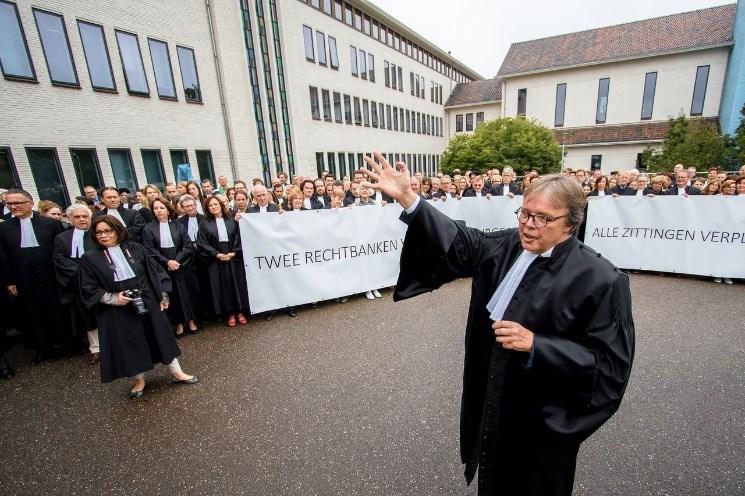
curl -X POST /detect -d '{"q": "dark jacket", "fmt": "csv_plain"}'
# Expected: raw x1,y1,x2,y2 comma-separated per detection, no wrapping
247,203,279,213
490,183,521,196
666,185,701,195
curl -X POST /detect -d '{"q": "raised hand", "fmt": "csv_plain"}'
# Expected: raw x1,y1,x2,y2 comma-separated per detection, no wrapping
361,151,418,209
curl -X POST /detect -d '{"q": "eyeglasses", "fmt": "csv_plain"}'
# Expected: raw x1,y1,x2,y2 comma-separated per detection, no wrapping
5,201,31,207
515,208,567,229
95,228,114,236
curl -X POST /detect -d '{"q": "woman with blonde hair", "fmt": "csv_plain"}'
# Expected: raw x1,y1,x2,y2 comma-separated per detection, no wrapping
37,200,64,221
702,180,720,195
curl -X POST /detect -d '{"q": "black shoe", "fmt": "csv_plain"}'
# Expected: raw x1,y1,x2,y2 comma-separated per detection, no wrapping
172,375,200,385
288,310,297,318
0,366,14,380
129,388,145,400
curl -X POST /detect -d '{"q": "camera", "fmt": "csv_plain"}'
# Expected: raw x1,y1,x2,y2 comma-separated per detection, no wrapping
123,289,148,315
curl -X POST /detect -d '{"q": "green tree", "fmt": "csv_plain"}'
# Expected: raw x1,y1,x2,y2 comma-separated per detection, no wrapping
643,114,734,172
440,117,561,175
732,103,745,166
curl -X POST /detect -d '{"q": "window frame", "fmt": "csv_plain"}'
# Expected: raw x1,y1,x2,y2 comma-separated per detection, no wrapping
344,94,352,124
640,72,657,120
0,0,37,82
195,150,216,184
554,83,567,127
690,65,710,117
140,149,166,189
147,38,177,100
328,35,339,69
303,25,315,62
70,148,104,193
349,45,358,76
455,114,463,132
595,78,610,124
322,88,332,121
32,8,80,87
114,29,150,96
316,30,327,66
309,86,321,120
77,20,116,92
26,147,70,206
367,53,375,82
333,91,343,123
0,147,22,190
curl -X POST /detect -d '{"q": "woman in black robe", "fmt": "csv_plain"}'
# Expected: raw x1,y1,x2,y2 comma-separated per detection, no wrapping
142,198,200,336
197,196,249,327
78,215,198,399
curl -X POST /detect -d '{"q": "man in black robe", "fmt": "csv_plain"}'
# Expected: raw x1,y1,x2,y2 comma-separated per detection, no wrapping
362,153,635,496
93,187,145,242
53,204,99,363
0,189,66,363
177,194,213,321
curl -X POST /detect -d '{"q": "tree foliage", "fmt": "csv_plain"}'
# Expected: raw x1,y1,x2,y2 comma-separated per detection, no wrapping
732,103,745,166
642,114,735,172
440,117,562,175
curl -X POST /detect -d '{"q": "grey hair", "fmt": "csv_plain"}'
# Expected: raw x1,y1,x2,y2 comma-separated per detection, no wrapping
178,194,196,206
523,174,586,234
66,204,92,217
5,188,33,201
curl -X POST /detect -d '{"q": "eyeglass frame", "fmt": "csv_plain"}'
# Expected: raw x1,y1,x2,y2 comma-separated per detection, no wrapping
514,207,568,229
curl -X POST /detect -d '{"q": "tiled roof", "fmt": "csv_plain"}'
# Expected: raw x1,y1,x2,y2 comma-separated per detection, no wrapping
553,118,720,145
498,4,736,77
444,78,503,107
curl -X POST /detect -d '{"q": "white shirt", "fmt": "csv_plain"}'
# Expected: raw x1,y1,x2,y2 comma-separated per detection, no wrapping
677,187,686,196
19,215,39,248
259,205,267,213
486,247,554,321
107,208,126,226
636,189,644,196
71,228,86,258
317,196,326,207
196,202,205,215
216,217,229,242
159,221,174,248
503,184,510,195
303,197,312,210
475,191,482,197
598,190,605,197
107,245,136,281
187,216,199,242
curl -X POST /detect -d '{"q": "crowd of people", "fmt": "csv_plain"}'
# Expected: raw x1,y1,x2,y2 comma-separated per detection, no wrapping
0,161,743,393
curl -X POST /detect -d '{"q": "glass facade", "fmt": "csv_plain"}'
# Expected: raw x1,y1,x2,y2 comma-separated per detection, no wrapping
269,0,295,176
78,21,116,90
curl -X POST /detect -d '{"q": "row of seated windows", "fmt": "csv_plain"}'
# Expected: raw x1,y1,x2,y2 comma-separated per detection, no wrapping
308,85,444,136
315,151,440,179
517,66,711,126
0,146,215,208
455,112,486,132
0,1,202,102
302,0,473,83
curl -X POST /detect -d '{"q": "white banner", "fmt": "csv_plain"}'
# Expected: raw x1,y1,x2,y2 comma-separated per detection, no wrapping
585,196,745,278
239,197,520,313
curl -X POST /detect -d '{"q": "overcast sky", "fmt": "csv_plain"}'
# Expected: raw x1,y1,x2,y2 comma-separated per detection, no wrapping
368,0,733,78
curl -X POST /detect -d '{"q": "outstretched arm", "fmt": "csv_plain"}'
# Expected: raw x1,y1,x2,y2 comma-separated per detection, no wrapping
361,151,418,210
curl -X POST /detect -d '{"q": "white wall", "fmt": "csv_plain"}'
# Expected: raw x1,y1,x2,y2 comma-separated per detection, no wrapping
564,143,658,173
502,47,730,127
445,102,501,139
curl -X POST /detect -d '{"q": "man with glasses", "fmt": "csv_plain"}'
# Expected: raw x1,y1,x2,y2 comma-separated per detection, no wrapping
361,152,634,496
0,189,66,364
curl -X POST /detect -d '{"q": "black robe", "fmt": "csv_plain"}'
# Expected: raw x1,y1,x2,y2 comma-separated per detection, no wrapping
196,217,249,316
142,221,201,326
0,214,65,352
93,207,146,242
178,214,214,320
53,229,97,339
78,242,180,383
395,201,635,495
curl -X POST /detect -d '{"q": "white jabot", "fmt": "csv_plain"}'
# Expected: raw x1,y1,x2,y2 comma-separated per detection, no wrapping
677,188,685,196
133,204,143,210
71,228,86,258
216,217,229,242
19,216,39,248
159,221,175,248
303,197,312,210
187,216,199,242
503,184,509,195
486,247,554,321
636,189,644,196
121,203,129,209
475,191,482,197
598,190,605,197
107,245,136,281
107,208,126,226
317,196,325,207
196,202,204,215
259,205,267,213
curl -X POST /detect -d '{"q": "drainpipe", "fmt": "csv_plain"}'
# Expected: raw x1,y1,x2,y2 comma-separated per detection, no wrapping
205,0,238,181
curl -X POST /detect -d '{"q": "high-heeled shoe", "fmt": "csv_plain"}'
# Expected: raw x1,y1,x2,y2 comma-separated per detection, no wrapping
129,388,145,400
227,315,236,327
237,314,248,326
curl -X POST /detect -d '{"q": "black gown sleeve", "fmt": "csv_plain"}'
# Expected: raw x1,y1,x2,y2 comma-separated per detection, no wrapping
128,210,147,242
174,224,193,265
139,244,172,295
78,255,107,310
196,222,219,259
529,274,635,413
230,220,243,258
53,234,78,293
394,200,510,301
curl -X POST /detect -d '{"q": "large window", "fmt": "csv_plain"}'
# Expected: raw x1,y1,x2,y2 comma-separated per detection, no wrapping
362,99,370,126
27,148,69,206
147,39,177,99
333,91,342,122
309,86,320,120
327,152,336,176
353,97,362,125
465,113,474,131
343,94,352,124
517,88,527,116
368,53,375,82
176,46,201,102
316,31,327,65
641,72,657,120
555,83,567,127
77,21,115,91
397,67,403,92
386,105,392,130
691,65,709,116
315,152,325,177
109,149,138,192
338,152,346,178
115,30,149,95
328,35,338,69
378,102,385,129
350,46,358,76
70,149,103,192
141,150,166,189
371,101,378,127
322,89,332,121
33,9,78,86
169,149,189,180
0,0,36,80
455,114,463,132
476,112,485,127
596,78,610,124
0,148,21,190
591,155,602,170
384,60,390,87
303,25,314,61
359,49,367,80
196,150,215,184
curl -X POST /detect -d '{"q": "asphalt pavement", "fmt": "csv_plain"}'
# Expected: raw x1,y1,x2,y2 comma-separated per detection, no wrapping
0,274,743,495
